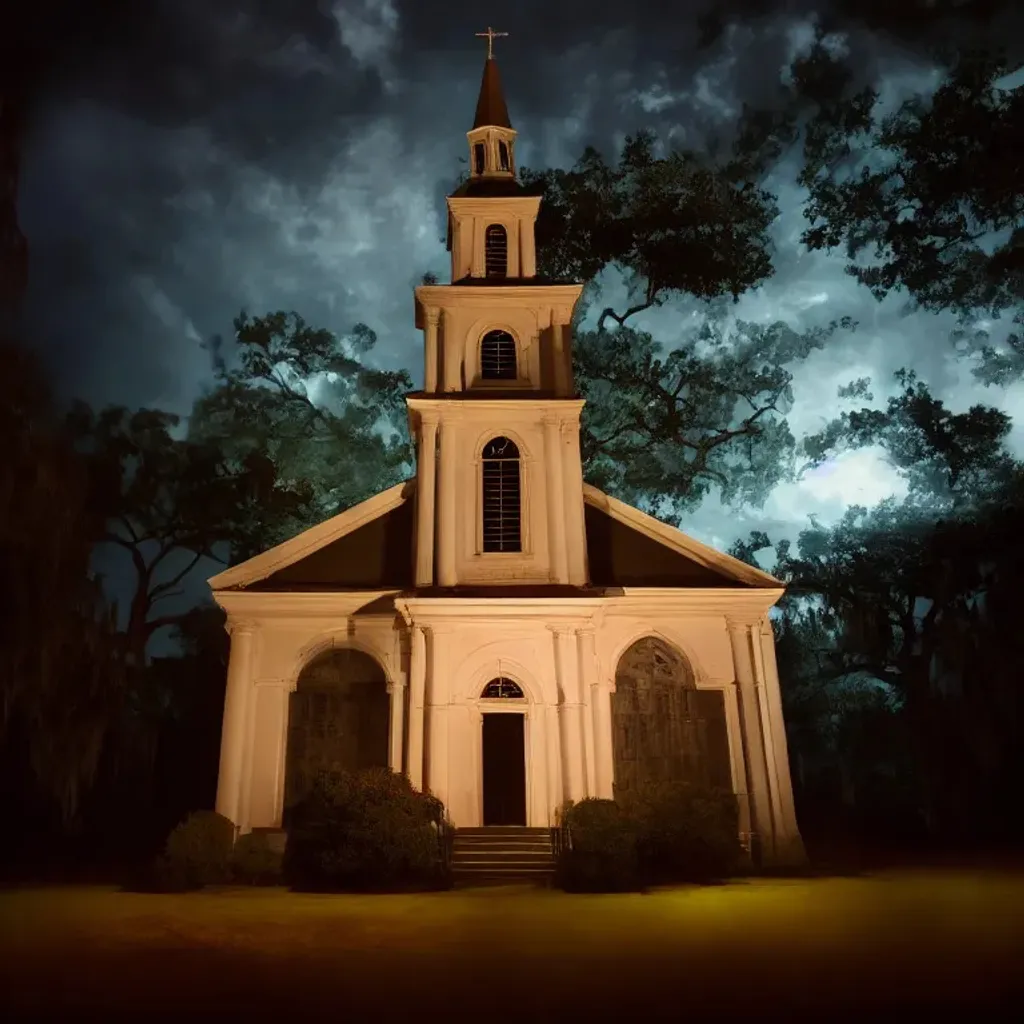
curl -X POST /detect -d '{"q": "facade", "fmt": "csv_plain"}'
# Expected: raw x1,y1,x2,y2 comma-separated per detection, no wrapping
209,48,806,866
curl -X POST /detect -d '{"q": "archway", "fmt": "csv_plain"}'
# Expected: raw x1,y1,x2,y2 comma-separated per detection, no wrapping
283,647,390,813
611,637,731,796
480,677,527,825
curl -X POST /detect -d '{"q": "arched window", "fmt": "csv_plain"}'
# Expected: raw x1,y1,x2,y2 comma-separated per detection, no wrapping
484,224,508,277
473,143,485,174
482,677,524,699
498,141,510,171
479,329,517,380
482,436,521,552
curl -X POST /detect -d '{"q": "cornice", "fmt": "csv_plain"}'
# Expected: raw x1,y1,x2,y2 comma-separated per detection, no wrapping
215,590,403,620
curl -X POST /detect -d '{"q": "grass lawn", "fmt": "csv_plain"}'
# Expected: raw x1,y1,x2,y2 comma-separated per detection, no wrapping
2,870,1021,1020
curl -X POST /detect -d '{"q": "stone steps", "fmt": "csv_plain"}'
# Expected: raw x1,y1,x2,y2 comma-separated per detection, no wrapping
451,827,555,886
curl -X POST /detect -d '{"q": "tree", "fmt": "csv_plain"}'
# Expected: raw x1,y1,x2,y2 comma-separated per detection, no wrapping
189,311,413,529
798,45,1024,315
0,340,127,829
520,131,779,330
577,316,855,517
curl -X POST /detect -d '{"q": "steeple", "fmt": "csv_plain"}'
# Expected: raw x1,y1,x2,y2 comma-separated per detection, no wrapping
409,31,587,590
473,53,512,130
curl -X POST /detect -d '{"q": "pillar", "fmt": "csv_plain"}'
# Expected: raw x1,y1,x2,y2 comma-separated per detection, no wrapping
576,629,597,797
543,415,569,583
425,627,450,808
407,625,427,790
578,628,609,798
545,703,564,823
728,618,775,862
758,617,807,865
215,620,256,829
424,308,439,393
437,418,458,587
388,676,406,774
563,423,588,586
415,415,438,587
246,682,291,829
553,627,585,803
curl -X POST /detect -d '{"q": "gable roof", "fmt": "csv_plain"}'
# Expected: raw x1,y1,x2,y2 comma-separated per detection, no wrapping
207,479,781,594
208,480,414,592
582,485,782,589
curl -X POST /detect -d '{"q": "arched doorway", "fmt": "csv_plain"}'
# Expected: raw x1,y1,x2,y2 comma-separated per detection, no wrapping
480,677,527,825
611,637,731,796
283,647,390,814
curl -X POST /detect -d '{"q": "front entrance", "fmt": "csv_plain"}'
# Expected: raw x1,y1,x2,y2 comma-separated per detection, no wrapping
482,713,526,825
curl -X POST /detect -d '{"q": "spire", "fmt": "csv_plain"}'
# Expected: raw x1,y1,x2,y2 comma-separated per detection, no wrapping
472,27,512,129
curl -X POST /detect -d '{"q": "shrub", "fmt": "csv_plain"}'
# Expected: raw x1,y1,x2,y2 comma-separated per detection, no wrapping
230,832,284,885
623,782,741,884
283,768,450,892
557,798,639,892
163,809,236,887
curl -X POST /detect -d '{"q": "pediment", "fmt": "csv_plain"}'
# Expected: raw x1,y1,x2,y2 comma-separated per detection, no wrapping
208,480,414,592
583,486,780,589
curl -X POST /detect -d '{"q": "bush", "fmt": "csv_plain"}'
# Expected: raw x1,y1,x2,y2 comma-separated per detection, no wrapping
283,768,450,892
557,799,639,892
623,782,741,884
230,832,284,885
163,809,236,887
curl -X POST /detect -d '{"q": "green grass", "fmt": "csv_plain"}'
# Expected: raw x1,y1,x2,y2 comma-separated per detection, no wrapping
2,870,1022,1019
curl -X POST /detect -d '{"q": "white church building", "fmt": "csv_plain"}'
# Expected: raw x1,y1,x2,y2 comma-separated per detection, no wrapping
209,41,805,867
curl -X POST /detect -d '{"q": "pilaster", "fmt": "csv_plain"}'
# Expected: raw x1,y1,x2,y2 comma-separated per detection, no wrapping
415,414,438,587
436,418,458,587
215,619,256,829
543,414,569,583
407,625,428,790
552,625,585,803
424,307,440,393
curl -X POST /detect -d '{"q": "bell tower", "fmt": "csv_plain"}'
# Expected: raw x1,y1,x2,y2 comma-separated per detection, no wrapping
407,29,588,590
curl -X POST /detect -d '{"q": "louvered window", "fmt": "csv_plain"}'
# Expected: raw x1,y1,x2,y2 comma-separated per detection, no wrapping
482,677,524,699
484,224,507,277
480,329,517,380
482,436,521,552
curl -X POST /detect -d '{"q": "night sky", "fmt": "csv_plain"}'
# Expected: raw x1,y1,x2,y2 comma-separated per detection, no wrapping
15,0,1024,562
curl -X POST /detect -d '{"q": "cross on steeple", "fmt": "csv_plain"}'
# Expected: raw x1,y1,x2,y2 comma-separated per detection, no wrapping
475,26,508,60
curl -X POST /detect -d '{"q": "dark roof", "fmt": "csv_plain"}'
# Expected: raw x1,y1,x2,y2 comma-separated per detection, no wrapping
473,57,512,129
449,176,525,199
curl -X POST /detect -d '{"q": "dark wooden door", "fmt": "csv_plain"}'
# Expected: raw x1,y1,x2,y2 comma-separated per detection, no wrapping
482,714,526,825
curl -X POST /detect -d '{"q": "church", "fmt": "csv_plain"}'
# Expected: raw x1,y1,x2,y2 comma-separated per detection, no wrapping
208,35,805,868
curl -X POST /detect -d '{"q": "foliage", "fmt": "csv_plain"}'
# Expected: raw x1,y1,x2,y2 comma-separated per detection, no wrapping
557,799,639,893
577,317,854,516
162,810,236,888
283,768,448,893
621,782,741,884
0,340,128,827
189,311,413,532
230,832,284,886
520,130,779,329
797,44,1024,315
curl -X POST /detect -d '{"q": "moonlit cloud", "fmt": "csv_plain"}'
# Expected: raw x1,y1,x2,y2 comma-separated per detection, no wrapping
17,0,1024,564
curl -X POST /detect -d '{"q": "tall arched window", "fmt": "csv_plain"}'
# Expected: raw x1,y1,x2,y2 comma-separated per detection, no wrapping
485,224,508,277
482,436,522,552
479,329,517,380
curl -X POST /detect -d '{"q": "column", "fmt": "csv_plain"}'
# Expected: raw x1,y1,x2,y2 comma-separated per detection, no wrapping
563,423,588,586
407,625,427,790
423,308,439,393
437,418,458,587
246,682,291,829
546,703,564,822
415,415,438,587
758,618,807,865
215,620,256,829
579,628,610,797
728,618,775,862
520,217,537,278
543,415,569,583
425,627,450,809
388,676,406,774
443,322,461,392
553,627,585,803
577,629,597,797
